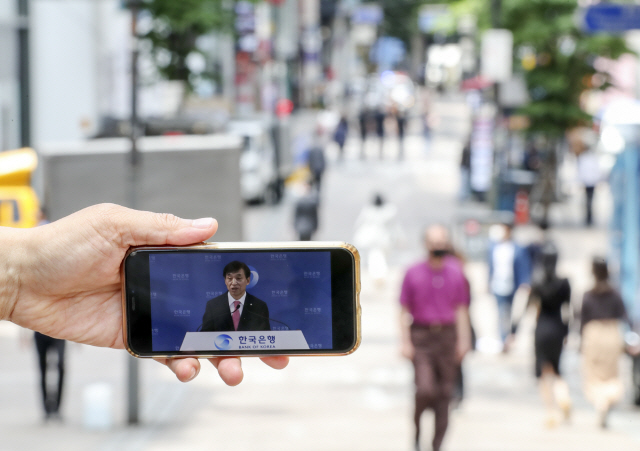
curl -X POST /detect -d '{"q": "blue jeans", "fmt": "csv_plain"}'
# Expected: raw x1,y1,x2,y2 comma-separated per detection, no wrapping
495,294,515,343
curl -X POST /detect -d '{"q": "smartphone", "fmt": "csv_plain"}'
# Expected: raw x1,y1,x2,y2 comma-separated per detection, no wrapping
121,242,361,358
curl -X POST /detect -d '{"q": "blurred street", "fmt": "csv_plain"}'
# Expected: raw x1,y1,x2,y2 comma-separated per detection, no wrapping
3,93,640,451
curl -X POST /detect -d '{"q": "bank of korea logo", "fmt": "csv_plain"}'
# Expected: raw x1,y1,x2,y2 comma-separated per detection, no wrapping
248,265,259,289
214,334,233,350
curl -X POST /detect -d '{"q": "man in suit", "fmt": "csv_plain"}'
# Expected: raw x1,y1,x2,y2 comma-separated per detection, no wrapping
201,261,271,332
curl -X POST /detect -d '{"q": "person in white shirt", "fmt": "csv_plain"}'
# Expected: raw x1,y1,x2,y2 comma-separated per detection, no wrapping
488,223,532,348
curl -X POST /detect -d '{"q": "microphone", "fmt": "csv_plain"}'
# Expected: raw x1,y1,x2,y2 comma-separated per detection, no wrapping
245,309,294,331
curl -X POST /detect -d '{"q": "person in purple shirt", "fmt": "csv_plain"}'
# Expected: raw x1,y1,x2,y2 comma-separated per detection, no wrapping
400,224,472,451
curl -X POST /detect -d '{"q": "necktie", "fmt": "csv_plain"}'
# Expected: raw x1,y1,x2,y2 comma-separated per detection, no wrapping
232,300,241,330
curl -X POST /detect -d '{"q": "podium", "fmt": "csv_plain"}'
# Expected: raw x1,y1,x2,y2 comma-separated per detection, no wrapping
180,330,309,351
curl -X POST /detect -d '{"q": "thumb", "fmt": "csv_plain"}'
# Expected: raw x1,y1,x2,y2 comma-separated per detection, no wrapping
88,204,218,247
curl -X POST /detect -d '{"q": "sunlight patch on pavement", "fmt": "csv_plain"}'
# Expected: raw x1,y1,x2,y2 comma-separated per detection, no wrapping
362,386,397,411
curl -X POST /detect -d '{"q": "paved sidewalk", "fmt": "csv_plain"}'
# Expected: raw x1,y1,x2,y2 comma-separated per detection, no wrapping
3,95,640,451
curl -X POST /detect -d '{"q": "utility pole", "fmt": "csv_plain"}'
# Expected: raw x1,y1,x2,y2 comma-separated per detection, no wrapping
17,0,30,147
491,0,502,28
129,0,141,168
126,0,142,426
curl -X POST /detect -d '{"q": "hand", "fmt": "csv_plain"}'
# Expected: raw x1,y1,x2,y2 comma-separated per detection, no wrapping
502,333,515,354
400,339,414,360
3,203,289,384
456,339,471,362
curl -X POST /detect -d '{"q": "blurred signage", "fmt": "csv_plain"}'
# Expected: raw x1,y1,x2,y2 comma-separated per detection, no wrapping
370,37,405,70
351,4,383,25
275,0,299,59
300,0,320,27
481,29,512,83
275,98,294,117
418,5,451,33
470,107,495,193
581,4,640,33
235,0,258,115
498,75,529,108
235,1,256,34
352,24,377,46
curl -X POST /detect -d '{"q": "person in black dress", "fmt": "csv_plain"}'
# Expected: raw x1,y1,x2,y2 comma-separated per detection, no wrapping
528,243,572,427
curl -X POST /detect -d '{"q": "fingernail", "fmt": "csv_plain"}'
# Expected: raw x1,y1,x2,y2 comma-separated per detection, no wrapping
187,367,197,381
191,217,215,229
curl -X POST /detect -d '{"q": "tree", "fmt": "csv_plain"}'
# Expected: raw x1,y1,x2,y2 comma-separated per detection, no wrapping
499,0,630,223
503,0,628,135
374,0,424,48
139,0,235,89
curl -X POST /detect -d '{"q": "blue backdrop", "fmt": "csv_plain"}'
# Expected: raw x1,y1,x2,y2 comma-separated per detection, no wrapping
149,251,332,351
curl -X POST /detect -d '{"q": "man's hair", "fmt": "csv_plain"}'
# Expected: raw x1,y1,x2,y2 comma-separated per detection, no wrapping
223,261,251,279
592,257,609,282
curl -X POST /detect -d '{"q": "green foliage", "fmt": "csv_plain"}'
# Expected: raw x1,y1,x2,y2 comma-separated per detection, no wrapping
140,0,235,85
500,0,630,137
365,0,424,47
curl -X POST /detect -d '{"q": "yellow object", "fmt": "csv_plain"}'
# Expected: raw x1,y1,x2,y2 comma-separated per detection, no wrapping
285,165,311,185
0,148,38,186
521,54,536,71
0,148,40,228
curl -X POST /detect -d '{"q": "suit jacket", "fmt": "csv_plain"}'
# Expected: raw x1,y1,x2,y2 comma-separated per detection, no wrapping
200,292,271,332
488,240,532,297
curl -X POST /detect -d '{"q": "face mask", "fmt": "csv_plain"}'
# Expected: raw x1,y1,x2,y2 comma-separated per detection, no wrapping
431,249,448,258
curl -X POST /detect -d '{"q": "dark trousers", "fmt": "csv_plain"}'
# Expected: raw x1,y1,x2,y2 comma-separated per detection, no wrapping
585,185,595,226
411,324,457,451
34,332,66,416
397,117,406,159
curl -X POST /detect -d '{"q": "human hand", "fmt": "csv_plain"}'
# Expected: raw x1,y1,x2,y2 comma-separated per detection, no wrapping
502,333,515,354
3,203,289,384
400,339,414,360
456,338,472,362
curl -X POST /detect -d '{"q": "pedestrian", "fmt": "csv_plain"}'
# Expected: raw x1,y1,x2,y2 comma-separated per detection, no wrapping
580,257,629,428
374,107,386,158
353,193,399,284
294,180,319,241
399,225,472,451
358,108,369,159
333,115,348,161
307,146,326,191
307,132,326,192
459,138,471,201
391,103,407,160
524,243,572,427
527,220,550,284
487,222,532,350
576,146,601,226
34,332,66,420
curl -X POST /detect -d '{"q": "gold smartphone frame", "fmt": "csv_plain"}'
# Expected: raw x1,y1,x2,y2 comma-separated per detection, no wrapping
121,241,361,358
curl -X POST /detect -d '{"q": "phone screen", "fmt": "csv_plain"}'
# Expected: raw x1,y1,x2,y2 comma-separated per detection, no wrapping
124,246,358,356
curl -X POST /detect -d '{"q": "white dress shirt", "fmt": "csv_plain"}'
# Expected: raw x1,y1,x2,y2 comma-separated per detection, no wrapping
228,292,247,317
491,241,515,296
